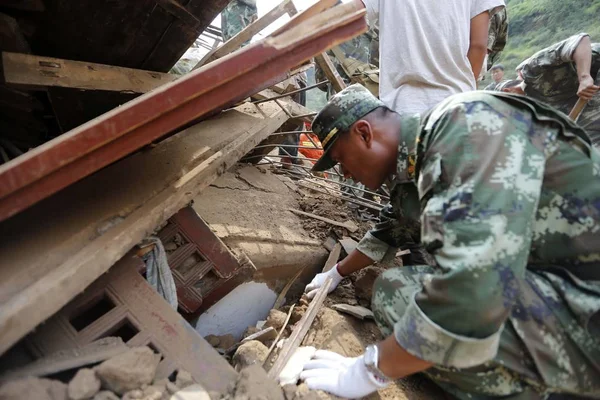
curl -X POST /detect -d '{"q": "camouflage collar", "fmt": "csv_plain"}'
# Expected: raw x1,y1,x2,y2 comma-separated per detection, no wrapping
392,114,420,184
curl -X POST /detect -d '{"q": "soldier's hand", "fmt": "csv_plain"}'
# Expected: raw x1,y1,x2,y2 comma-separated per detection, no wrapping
304,264,344,299
301,350,387,399
577,75,599,101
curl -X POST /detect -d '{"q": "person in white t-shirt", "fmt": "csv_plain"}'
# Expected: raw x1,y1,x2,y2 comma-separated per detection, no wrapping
348,0,506,115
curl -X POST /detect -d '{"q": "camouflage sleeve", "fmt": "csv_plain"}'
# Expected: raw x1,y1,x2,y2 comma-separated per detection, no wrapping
518,33,590,80
393,97,545,368
356,183,421,263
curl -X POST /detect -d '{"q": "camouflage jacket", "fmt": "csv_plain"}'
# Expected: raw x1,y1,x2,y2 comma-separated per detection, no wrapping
487,6,508,70
363,91,600,377
221,0,257,42
517,33,600,144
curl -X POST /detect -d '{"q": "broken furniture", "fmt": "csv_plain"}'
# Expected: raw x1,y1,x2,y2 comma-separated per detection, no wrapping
24,252,236,392
158,206,254,319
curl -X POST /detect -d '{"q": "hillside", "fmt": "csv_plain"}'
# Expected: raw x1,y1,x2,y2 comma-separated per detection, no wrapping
487,0,600,81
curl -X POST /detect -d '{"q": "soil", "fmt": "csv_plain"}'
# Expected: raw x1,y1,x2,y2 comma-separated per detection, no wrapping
296,193,374,242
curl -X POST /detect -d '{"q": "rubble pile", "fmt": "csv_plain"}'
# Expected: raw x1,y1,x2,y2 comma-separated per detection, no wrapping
0,347,198,400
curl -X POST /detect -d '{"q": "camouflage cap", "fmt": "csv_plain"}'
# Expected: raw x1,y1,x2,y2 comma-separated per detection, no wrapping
494,79,523,92
311,84,385,172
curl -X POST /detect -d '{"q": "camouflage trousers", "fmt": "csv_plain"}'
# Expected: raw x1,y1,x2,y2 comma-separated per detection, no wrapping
372,265,600,400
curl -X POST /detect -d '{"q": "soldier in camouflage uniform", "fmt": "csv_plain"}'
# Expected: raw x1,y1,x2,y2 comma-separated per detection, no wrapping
220,0,257,42
487,6,508,71
500,33,600,146
301,84,600,399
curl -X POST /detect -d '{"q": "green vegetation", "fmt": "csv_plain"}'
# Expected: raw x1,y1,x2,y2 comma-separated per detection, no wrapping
489,0,600,80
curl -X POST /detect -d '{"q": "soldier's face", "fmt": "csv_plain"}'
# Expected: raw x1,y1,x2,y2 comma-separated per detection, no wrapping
491,68,504,83
329,121,392,190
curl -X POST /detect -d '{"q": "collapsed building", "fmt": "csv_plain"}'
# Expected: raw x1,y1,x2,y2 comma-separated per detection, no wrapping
0,1,444,399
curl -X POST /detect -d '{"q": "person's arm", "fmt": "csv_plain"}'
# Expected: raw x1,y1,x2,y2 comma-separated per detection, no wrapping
519,33,591,88
305,184,421,298
467,11,490,81
573,35,600,100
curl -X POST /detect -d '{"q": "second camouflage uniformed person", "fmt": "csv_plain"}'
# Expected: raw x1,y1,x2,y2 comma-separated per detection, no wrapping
301,84,600,400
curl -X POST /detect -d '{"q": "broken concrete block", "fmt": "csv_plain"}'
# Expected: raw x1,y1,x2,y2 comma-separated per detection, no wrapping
240,327,277,347
0,377,67,400
203,334,235,350
169,384,210,400
331,304,374,320
175,370,194,389
166,382,179,395
95,347,160,395
265,309,287,331
92,391,120,400
122,389,143,399
234,365,284,400
141,385,164,400
232,340,269,370
68,368,101,400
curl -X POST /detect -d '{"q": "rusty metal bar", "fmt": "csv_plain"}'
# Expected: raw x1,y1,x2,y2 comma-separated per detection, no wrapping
0,3,368,222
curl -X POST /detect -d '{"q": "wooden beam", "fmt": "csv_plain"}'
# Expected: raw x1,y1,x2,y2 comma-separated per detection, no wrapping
283,0,346,93
0,101,289,356
0,4,368,222
1,52,178,93
314,53,346,93
193,0,294,69
268,277,332,379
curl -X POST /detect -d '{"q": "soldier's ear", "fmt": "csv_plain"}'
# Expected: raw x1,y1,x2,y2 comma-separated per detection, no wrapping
351,119,374,148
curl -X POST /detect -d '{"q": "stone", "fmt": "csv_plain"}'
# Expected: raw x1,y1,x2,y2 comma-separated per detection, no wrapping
264,309,286,331
68,368,101,400
92,391,120,400
175,370,194,389
141,385,164,400
166,382,180,395
94,347,161,395
122,389,143,399
232,341,269,370
0,377,67,400
151,379,169,393
169,384,210,400
234,365,284,400
203,335,220,348
331,304,374,320
203,334,235,350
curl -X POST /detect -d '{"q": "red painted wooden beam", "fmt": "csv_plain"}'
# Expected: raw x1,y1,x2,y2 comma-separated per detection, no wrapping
0,3,366,222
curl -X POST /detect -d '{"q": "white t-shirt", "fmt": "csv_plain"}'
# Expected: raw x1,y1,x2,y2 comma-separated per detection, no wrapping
361,0,505,114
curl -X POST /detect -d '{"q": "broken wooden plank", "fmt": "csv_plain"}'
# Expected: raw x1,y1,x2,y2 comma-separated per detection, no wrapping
322,242,342,272
0,3,368,222
0,101,288,356
0,337,128,382
1,52,178,93
264,304,295,364
314,53,346,93
331,304,374,320
289,208,359,233
25,253,237,391
273,267,306,310
194,0,295,69
268,277,332,379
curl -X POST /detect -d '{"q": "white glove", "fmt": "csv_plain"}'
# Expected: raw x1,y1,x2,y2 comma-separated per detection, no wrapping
300,350,388,399
304,264,344,299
